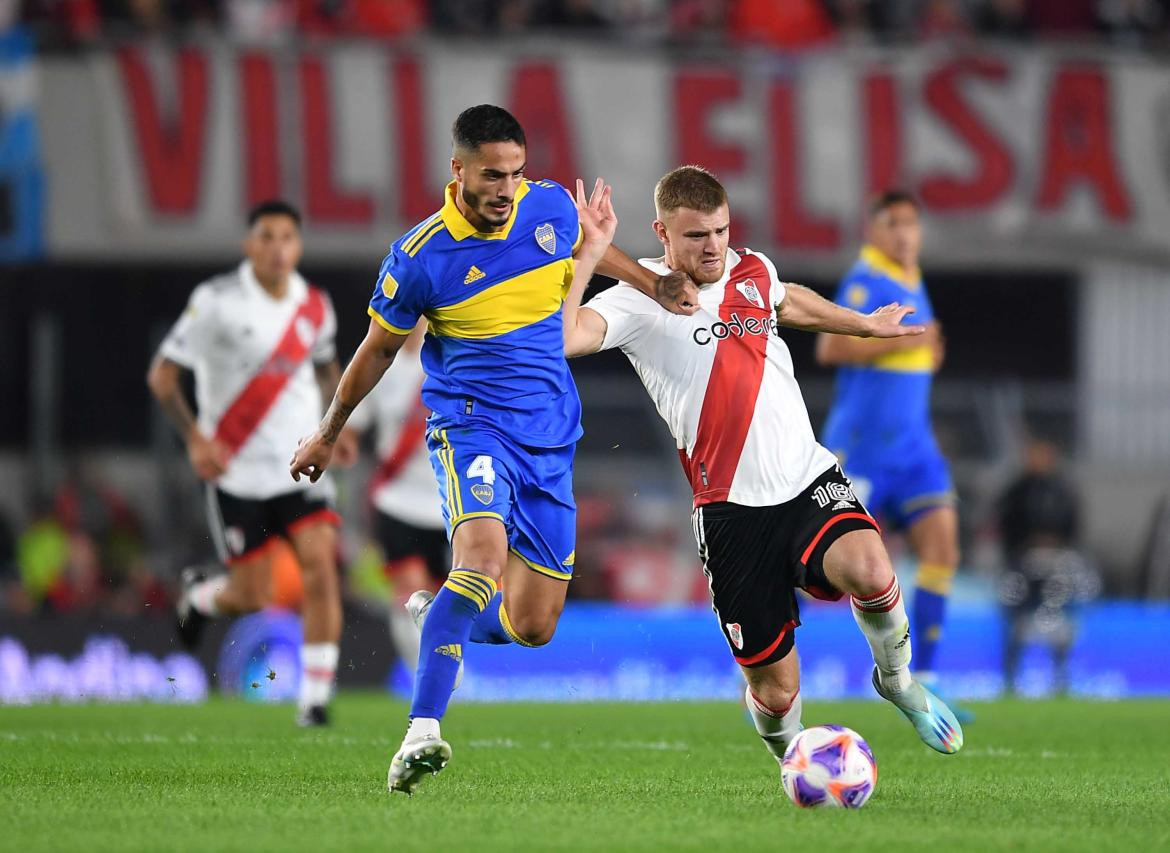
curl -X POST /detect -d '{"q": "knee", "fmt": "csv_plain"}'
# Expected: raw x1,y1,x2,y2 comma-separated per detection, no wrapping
847,548,896,598
502,607,558,647
452,548,506,582
746,671,800,714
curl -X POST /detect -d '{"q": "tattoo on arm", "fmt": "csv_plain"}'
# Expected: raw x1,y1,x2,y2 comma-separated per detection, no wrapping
320,397,355,443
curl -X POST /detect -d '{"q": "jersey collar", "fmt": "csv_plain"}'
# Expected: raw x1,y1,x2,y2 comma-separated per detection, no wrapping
860,245,920,289
440,180,531,242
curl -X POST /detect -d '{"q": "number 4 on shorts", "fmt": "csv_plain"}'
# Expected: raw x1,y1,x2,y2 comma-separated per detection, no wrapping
466,455,496,484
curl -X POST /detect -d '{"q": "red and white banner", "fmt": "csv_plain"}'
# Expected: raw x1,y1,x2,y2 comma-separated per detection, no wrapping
36,42,1170,269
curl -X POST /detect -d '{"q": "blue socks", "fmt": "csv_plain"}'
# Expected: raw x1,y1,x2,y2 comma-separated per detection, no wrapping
410,569,497,720
912,562,955,675
469,593,515,645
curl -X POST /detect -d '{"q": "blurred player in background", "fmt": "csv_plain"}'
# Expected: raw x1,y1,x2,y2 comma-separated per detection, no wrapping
342,320,447,674
565,166,964,771
817,191,971,721
147,200,352,727
289,105,688,795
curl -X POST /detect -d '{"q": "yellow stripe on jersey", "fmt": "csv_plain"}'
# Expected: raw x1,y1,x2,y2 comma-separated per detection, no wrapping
426,259,573,340
440,180,532,242
873,345,934,373
367,306,413,336
437,430,464,518
406,220,446,258
510,548,571,582
572,223,584,253
402,213,442,255
860,245,921,290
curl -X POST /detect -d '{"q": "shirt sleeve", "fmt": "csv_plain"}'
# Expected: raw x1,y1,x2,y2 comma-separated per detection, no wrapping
752,251,788,308
157,283,215,369
368,245,431,335
311,289,338,364
584,284,658,352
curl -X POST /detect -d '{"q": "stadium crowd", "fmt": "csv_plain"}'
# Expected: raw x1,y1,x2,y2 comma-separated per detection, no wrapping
10,0,1170,50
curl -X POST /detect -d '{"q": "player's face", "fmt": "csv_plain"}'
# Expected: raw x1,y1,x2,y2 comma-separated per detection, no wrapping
655,204,731,285
867,201,921,269
451,142,527,232
244,214,302,286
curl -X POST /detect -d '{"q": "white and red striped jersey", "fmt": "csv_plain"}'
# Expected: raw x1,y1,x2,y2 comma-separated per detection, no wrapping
347,349,444,530
586,248,837,508
158,261,337,500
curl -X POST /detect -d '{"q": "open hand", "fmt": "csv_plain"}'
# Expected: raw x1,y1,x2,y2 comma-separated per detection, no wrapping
865,303,925,338
290,432,334,483
574,177,617,264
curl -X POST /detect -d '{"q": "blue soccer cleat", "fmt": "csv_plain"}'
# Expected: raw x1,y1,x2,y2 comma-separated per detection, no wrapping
917,673,976,725
871,667,964,754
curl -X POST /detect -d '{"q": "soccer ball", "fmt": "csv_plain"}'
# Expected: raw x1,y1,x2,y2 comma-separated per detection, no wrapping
780,725,877,809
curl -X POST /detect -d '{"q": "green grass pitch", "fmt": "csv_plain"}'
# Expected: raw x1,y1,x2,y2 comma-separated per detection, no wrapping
3,695,1169,851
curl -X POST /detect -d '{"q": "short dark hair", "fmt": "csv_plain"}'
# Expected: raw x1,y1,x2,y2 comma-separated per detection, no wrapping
654,165,728,218
247,199,302,228
452,104,526,153
868,189,920,219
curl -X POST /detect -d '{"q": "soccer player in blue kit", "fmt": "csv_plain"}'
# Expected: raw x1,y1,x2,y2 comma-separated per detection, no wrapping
817,190,971,720
290,105,691,794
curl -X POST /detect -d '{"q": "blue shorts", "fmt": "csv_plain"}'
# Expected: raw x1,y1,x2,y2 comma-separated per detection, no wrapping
427,425,576,581
841,447,954,530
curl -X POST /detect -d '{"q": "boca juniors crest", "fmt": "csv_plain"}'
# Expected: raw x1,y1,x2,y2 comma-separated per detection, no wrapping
535,223,556,254
470,483,495,505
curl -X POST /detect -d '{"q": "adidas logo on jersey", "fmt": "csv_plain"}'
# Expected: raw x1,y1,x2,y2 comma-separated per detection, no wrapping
464,265,486,285
831,499,855,511
434,644,462,662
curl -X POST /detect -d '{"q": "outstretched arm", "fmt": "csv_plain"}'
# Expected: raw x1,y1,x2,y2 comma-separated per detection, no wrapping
777,283,925,340
595,243,699,316
290,319,410,482
564,178,619,358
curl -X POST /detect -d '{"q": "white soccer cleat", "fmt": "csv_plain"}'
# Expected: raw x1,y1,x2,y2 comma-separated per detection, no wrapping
387,734,452,796
406,590,463,690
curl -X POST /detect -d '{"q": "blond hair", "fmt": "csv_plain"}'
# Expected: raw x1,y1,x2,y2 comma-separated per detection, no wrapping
654,165,728,218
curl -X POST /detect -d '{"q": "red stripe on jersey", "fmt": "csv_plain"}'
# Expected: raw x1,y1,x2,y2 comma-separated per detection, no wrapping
368,385,430,500
684,254,772,505
215,287,326,457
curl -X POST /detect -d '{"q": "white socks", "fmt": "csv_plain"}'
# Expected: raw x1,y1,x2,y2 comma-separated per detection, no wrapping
405,716,440,742
298,643,338,710
188,576,228,616
850,576,913,694
745,686,803,763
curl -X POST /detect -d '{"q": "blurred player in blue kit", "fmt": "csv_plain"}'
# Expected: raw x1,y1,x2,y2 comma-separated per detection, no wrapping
817,190,972,721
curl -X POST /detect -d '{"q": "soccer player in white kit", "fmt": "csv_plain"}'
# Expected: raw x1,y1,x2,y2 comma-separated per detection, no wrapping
147,201,349,727
563,167,964,765
342,320,447,673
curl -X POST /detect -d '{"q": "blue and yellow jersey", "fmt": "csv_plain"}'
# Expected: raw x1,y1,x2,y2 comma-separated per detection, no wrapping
822,245,937,462
368,179,583,448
